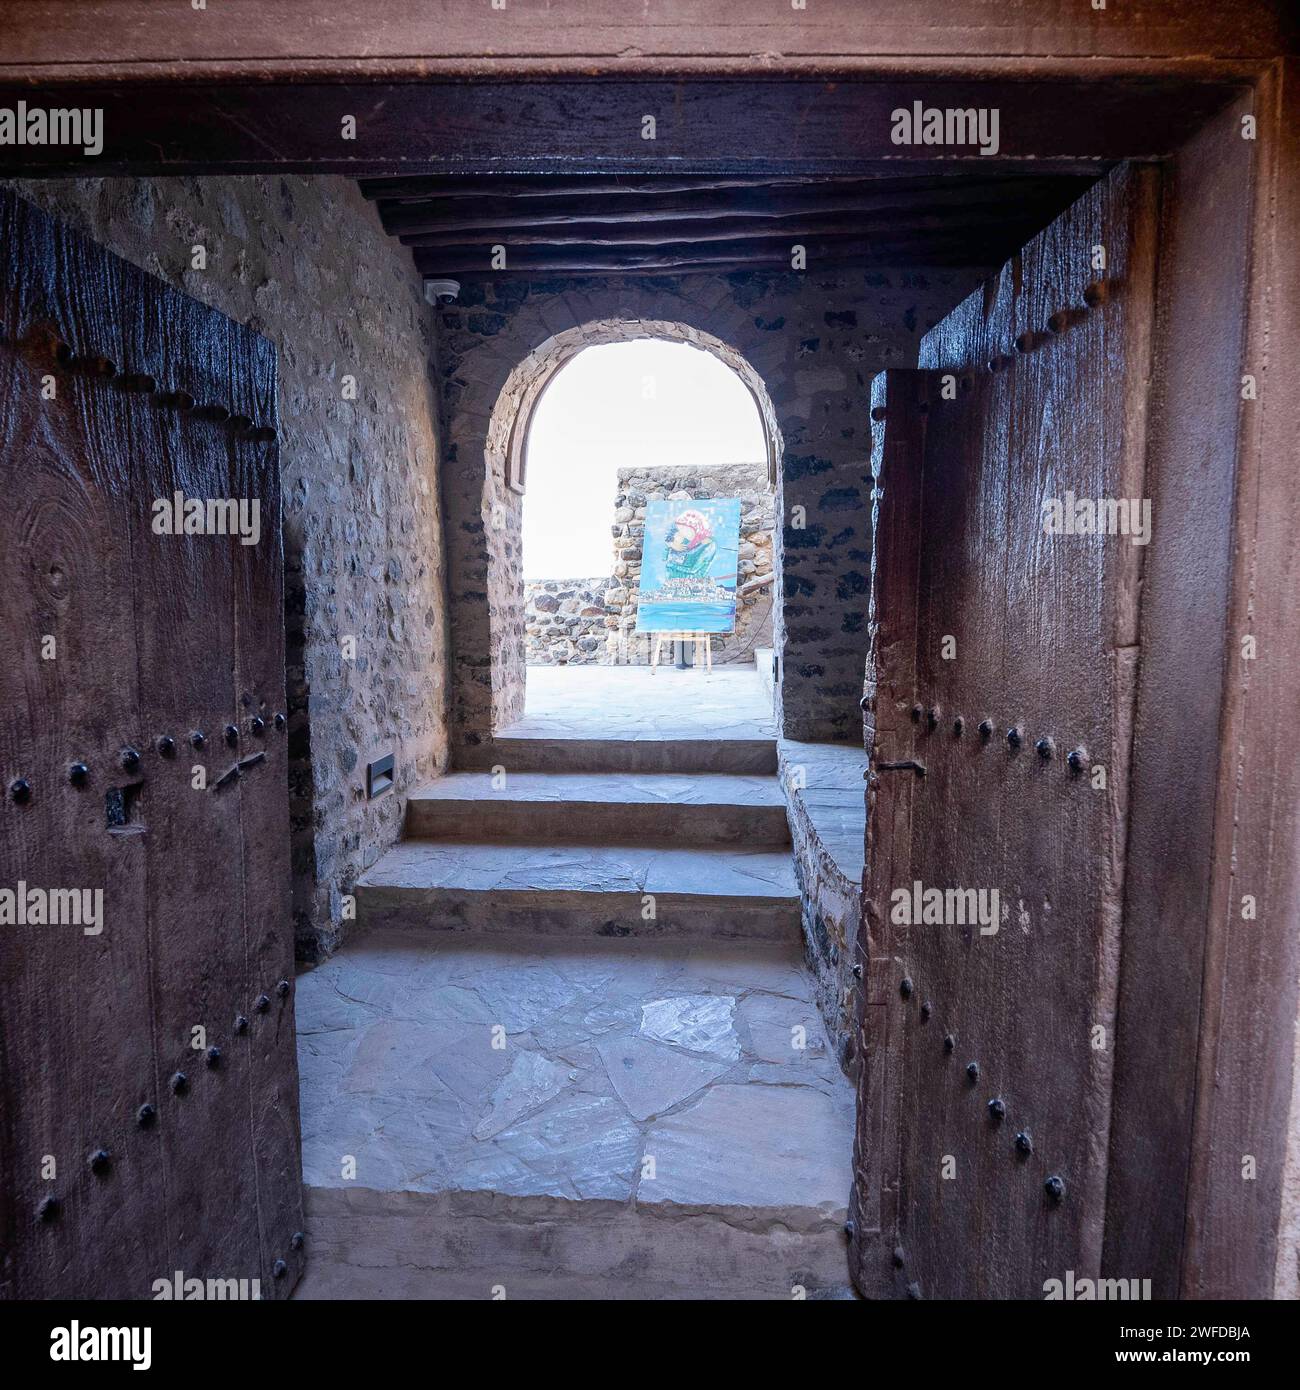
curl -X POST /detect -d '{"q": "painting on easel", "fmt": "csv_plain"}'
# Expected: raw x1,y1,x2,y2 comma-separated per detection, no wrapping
635,498,742,636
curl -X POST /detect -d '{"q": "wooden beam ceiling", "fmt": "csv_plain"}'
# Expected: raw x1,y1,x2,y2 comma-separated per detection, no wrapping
361,171,1098,278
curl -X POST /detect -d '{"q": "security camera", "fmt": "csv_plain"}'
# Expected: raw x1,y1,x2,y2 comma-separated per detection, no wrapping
424,278,461,306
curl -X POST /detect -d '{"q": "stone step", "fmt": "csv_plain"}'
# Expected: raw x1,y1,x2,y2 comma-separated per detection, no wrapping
459,734,777,775
355,839,801,941
405,772,791,848
293,929,855,1300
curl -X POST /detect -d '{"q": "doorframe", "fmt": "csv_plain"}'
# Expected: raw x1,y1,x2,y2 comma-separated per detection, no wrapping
2,20,1296,1297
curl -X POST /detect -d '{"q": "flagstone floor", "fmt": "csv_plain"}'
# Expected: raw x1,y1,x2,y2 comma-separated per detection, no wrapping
297,928,852,1209
513,662,775,742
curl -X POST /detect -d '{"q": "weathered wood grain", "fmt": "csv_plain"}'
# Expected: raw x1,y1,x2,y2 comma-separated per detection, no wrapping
0,78,1244,176
0,1,1288,78
852,164,1159,1299
0,189,303,1299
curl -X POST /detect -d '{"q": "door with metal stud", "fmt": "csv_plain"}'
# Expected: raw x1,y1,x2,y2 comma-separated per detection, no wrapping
0,189,304,1299
848,164,1159,1299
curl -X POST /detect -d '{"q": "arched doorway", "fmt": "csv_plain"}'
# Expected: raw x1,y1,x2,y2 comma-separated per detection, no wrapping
482,318,784,736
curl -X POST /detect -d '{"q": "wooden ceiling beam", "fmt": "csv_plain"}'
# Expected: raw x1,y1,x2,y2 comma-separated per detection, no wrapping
0,78,1242,175
379,176,1093,238
360,173,935,202
397,204,1061,252
361,170,1075,205
412,235,1001,276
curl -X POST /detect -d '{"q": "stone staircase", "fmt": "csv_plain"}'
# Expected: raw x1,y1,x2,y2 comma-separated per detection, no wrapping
294,682,855,1300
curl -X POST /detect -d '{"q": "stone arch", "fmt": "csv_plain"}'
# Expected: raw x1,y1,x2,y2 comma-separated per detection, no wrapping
471,317,784,743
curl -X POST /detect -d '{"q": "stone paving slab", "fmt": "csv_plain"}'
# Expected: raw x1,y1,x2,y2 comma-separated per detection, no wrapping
778,737,869,884
297,929,853,1211
406,771,790,847
355,839,802,940
360,839,797,896
459,666,778,774
512,665,775,741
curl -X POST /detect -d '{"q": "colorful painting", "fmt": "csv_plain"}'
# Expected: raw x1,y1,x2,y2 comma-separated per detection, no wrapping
635,497,742,634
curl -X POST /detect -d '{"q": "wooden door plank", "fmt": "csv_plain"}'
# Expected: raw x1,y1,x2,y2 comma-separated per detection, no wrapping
0,188,301,1299
869,164,1159,1299
227,327,306,1298
849,367,929,1297
0,189,168,1297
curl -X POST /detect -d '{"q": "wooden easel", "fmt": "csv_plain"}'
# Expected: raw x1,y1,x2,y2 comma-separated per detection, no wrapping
650,631,713,672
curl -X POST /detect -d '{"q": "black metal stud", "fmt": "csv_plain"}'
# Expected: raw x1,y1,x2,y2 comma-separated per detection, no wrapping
926,708,939,732
290,1231,305,1251
1036,737,1054,761
1045,1175,1066,1204
276,979,291,998
157,735,176,758
900,977,914,1000
978,719,994,741
9,777,32,804
190,731,206,750
1007,727,1023,750
272,1258,288,1279
120,747,140,771
920,1000,932,1021
234,1015,249,1035
255,993,271,1013
170,1071,188,1095
966,1061,980,1082
952,717,964,737
205,1046,222,1069
851,963,863,980
37,1195,60,1223
137,1103,157,1128
1015,1130,1034,1156
943,1034,956,1054
892,1246,905,1269
274,713,286,731
870,405,888,422
1067,748,1086,774
910,703,923,723
843,1220,855,1240
1083,281,1107,308
859,694,870,712
88,1148,111,1175
987,1097,1006,1120
69,762,89,787
224,724,239,747
250,716,266,735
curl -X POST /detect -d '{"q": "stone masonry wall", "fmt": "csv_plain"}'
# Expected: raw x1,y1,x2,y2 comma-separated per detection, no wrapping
524,460,774,666
9,176,451,961
606,461,773,665
436,268,978,752
524,578,609,665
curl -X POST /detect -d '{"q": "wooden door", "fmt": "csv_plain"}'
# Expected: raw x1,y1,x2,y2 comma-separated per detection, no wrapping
0,189,304,1299
848,165,1159,1299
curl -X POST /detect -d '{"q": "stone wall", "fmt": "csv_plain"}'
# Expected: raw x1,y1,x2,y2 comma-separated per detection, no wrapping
8,176,451,961
524,578,609,665
607,462,773,665
525,461,775,666
436,268,979,753
779,739,870,1079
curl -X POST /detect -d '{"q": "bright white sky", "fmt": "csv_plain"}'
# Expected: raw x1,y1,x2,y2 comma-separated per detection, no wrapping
521,339,766,581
